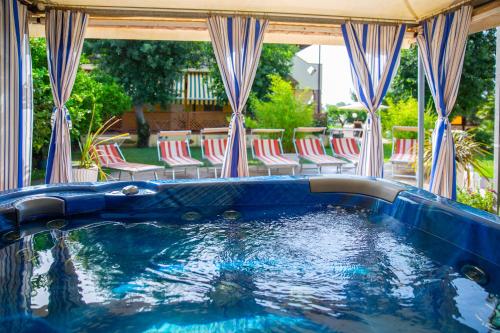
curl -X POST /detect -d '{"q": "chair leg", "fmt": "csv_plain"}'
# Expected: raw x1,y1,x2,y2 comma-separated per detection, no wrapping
318,166,322,174
292,167,295,176
130,172,135,181
154,171,158,180
196,168,200,179
268,168,271,176
214,168,217,178
118,171,122,180
172,169,176,180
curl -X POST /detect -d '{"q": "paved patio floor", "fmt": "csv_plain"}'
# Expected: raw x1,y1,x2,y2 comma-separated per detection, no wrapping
107,160,418,187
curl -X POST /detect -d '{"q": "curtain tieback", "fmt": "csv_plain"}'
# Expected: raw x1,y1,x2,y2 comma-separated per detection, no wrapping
51,105,72,130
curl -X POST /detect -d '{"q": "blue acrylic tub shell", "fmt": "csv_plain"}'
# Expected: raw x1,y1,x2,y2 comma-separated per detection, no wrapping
0,176,499,284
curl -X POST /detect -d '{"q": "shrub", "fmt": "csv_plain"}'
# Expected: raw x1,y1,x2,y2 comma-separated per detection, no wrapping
457,188,496,213
380,97,436,139
248,75,314,152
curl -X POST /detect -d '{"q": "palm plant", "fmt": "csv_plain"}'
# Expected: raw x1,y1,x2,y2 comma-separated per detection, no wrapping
78,102,128,180
422,130,490,189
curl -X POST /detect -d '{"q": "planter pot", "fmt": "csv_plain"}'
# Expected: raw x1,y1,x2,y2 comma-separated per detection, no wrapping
72,165,99,182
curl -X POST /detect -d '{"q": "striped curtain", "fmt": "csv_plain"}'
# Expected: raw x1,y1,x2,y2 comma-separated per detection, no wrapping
208,16,268,177
45,10,88,184
417,6,472,200
0,0,33,191
341,23,406,177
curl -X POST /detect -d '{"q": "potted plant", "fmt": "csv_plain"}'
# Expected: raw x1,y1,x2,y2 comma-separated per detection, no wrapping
72,104,128,182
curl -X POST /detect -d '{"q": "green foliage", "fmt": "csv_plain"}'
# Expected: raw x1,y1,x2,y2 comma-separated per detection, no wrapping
423,130,491,180
208,44,299,111
30,38,131,167
85,40,208,105
247,75,313,152
387,30,496,130
326,104,367,127
457,188,496,213
380,97,436,139
471,92,495,147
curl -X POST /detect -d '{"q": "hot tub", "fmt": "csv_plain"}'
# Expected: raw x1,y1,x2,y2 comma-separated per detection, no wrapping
0,176,499,332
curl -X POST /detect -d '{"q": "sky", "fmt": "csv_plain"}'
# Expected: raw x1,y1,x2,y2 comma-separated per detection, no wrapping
296,45,354,107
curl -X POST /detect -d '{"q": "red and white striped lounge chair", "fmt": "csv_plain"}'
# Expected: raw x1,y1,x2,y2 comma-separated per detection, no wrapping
200,127,228,177
251,129,299,176
157,130,202,179
390,126,418,179
94,143,162,181
330,137,360,165
293,127,346,174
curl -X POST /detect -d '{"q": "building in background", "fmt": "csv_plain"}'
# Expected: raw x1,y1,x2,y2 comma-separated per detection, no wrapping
118,68,231,133
290,55,321,111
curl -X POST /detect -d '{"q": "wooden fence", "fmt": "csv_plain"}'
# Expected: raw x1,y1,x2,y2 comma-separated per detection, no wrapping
117,111,229,133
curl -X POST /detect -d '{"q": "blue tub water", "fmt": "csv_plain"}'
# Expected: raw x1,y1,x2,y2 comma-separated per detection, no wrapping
0,176,499,332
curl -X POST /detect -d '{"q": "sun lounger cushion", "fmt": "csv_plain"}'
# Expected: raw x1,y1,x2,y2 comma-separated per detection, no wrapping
390,138,417,163
253,139,298,167
203,138,227,166
158,141,202,167
94,144,162,172
331,137,360,162
295,138,344,166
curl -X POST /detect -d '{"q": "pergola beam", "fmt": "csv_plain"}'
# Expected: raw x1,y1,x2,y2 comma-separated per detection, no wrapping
28,17,416,46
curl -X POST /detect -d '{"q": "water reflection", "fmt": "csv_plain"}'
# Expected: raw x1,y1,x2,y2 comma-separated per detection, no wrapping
0,236,34,332
47,230,83,329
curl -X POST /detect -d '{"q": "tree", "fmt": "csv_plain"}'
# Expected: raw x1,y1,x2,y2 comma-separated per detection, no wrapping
86,40,207,146
387,29,496,130
246,75,313,152
208,44,299,114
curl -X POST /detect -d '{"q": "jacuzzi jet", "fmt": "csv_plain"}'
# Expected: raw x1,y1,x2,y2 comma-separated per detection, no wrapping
46,219,67,230
181,211,202,221
461,264,488,285
223,210,241,220
2,230,21,242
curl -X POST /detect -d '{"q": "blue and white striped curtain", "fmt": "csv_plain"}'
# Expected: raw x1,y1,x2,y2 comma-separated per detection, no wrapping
45,10,88,184
0,0,33,191
207,16,268,177
341,23,406,177
417,6,472,200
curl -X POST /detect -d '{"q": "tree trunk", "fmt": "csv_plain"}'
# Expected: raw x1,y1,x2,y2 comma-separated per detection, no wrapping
134,104,146,125
462,116,467,131
134,104,150,148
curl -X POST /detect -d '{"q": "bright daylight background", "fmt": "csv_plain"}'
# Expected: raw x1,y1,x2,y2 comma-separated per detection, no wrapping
297,45,354,106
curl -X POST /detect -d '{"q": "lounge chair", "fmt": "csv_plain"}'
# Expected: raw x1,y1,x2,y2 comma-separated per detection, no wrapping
329,128,362,165
157,130,203,179
293,127,346,174
200,127,228,177
250,129,299,176
390,126,418,179
94,143,162,181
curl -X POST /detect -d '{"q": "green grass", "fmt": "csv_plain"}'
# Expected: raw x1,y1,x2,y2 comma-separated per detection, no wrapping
477,156,494,179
